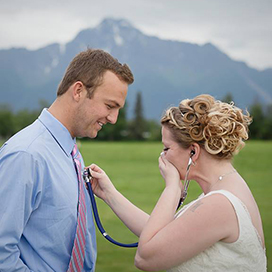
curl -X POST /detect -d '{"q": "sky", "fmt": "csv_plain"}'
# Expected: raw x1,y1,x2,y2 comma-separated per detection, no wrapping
0,0,271,70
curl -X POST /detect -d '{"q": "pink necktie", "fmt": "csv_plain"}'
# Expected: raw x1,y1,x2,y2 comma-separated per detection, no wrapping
68,144,87,272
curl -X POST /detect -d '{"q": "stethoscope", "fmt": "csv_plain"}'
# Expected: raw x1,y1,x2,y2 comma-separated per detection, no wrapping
82,151,194,248
83,168,138,248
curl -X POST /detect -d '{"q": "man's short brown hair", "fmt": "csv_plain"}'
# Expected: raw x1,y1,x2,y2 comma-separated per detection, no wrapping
57,48,134,97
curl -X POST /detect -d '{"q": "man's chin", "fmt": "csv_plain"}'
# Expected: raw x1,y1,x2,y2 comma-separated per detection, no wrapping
88,130,99,139
77,131,97,139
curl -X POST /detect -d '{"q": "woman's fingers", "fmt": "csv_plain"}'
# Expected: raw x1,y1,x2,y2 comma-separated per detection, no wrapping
159,153,167,166
86,164,105,179
89,163,104,173
89,169,101,179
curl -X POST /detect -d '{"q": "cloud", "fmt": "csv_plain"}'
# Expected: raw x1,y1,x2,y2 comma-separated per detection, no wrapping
0,0,271,69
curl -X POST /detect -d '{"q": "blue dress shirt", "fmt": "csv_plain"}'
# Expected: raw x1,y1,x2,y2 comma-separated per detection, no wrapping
0,109,97,271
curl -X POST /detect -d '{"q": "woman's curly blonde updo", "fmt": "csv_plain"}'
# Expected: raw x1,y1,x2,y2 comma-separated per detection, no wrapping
161,94,252,159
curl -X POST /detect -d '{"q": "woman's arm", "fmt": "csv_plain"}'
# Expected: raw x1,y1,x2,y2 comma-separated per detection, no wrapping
134,158,238,271
88,164,149,236
136,155,182,248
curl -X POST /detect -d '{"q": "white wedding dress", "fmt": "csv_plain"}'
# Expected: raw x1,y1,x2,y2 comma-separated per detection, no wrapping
167,190,267,272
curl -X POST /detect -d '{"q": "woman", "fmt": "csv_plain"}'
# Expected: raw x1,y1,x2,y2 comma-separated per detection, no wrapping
88,94,267,271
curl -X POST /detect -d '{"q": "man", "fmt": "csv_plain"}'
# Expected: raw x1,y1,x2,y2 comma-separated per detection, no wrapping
0,49,134,271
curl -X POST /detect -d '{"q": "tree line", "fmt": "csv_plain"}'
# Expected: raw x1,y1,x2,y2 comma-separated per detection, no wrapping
0,92,161,142
0,92,272,141
222,93,272,140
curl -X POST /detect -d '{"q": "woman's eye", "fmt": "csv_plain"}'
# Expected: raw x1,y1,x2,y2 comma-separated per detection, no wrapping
163,148,169,152
106,104,113,109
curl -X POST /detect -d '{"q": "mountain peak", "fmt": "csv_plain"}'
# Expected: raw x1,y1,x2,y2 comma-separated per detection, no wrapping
98,18,134,29
1,17,271,118
95,18,142,45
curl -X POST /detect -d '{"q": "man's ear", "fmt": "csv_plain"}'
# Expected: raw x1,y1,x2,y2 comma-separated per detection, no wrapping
72,81,85,102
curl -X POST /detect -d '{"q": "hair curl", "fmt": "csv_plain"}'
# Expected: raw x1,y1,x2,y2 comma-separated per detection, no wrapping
161,94,252,159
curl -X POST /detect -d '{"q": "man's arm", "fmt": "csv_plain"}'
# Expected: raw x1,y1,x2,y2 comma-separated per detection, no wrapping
0,150,41,271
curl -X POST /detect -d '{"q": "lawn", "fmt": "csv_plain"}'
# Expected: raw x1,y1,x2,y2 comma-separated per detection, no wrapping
80,140,272,272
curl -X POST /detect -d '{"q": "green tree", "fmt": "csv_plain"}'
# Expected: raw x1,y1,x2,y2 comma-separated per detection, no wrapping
0,105,15,139
129,91,147,140
14,109,39,132
249,102,265,139
96,105,128,141
0,99,50,140
145,120,161,141
222,93,234,104
38,99,50,110
262,104,272,140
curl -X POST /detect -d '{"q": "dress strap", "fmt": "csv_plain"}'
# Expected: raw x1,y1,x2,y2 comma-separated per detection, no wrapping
204,190,263,248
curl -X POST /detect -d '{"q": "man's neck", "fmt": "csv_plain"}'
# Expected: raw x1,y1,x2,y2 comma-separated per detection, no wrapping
48,97,74,137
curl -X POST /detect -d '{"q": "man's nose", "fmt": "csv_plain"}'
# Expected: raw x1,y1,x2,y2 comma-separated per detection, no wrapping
107,110,119,124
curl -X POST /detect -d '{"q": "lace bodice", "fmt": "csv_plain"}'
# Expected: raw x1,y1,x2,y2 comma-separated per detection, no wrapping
167,190,267,272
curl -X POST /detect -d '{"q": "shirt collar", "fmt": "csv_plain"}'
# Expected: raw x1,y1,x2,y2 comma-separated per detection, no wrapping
38,109,76,156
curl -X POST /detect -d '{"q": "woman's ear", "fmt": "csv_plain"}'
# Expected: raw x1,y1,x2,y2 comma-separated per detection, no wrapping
190,143,200,162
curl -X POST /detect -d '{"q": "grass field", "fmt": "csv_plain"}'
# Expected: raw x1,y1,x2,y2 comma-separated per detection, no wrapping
80,140,272,272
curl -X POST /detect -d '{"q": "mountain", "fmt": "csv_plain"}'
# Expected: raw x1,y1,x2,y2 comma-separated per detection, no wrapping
0,18,272,120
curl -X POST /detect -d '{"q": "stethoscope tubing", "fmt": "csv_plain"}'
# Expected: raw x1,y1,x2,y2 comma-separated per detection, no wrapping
85,178,138,248
84,154,193,249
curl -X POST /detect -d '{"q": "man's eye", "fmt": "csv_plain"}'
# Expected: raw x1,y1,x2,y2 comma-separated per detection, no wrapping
163,148,169,152
106,104,113,109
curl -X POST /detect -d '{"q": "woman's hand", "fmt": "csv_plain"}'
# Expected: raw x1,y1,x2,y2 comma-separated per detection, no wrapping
159,154,183,191
85,164,117,202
